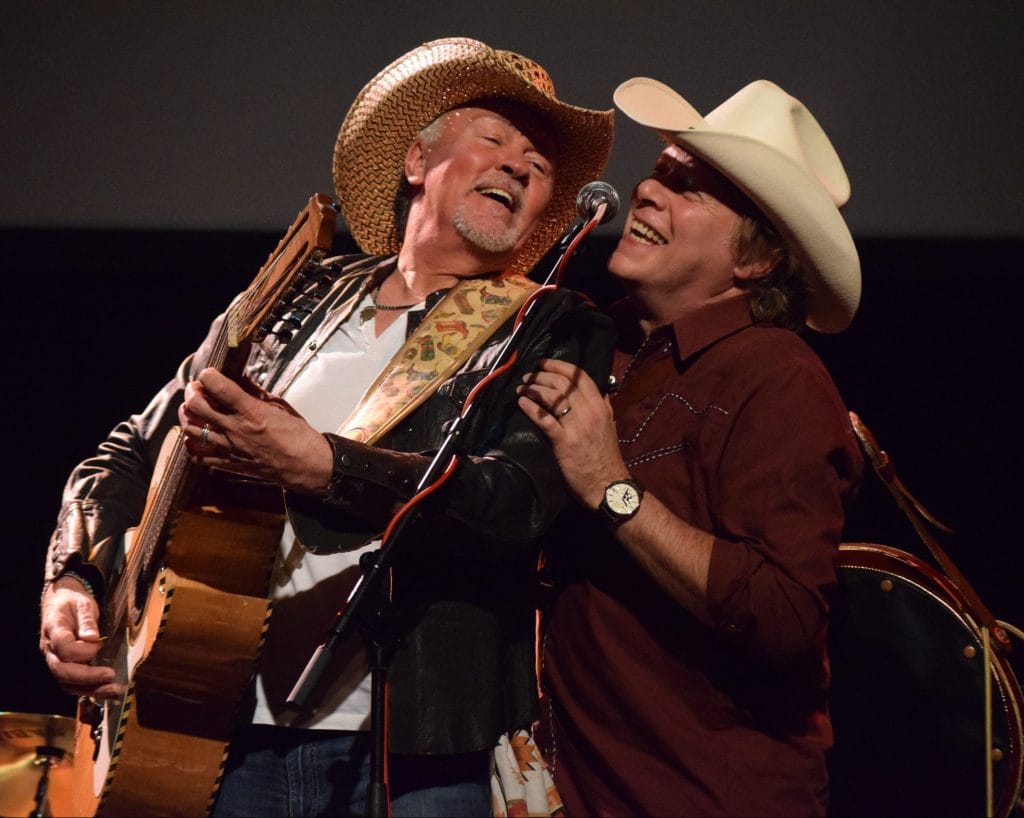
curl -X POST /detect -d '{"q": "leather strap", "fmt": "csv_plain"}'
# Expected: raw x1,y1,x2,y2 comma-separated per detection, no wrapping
849,411,1012,653
338,273,539,444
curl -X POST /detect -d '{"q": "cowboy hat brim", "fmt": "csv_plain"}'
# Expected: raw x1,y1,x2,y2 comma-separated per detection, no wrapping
614,77,861,333
334,38,615,277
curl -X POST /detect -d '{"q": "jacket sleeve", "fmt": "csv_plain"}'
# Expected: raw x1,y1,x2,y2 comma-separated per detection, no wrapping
44,316,226,598
286,289,615,560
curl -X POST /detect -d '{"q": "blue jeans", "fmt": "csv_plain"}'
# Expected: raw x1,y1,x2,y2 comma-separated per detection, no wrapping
211,725,491,817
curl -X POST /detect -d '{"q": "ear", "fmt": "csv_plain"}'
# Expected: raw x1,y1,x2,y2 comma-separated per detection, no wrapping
733,249,781,282
404,139,427,186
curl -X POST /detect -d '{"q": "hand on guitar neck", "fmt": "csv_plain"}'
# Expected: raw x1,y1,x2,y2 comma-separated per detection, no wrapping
179,368,334,495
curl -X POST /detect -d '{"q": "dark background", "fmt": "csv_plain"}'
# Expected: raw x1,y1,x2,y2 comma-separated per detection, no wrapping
4,228,1021,718
1,2,1021,810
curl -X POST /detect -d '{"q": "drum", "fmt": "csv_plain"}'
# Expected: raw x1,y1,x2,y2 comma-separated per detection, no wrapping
828,543,1024,817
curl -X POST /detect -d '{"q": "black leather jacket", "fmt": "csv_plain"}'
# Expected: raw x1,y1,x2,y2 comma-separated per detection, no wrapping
46,253,615,754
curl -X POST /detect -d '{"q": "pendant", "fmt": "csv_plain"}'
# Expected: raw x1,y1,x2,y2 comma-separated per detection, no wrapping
359,305,376,324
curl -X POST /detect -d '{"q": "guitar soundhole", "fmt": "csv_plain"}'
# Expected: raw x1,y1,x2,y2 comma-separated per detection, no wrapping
131,567,157,627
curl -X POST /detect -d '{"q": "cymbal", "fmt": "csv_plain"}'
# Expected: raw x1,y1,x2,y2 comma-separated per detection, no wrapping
0,711,76,818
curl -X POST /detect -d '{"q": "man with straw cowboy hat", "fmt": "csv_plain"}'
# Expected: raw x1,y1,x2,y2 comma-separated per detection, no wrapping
519,78,864,815
39,37,613,816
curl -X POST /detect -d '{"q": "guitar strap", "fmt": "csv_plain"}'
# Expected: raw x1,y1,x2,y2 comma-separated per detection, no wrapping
850,410,1013,654
337,273,539,444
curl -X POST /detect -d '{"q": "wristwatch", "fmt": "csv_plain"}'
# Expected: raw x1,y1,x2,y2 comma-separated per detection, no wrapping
599,478,643,523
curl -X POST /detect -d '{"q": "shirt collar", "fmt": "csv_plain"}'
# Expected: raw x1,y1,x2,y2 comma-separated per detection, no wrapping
615,294,755,364
669,294,755,362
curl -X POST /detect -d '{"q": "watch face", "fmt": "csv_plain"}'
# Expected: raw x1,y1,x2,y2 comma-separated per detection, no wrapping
605,481,640,515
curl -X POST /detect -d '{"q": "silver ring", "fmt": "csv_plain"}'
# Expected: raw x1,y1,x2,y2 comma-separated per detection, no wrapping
559,405,572,417
200,423,211,445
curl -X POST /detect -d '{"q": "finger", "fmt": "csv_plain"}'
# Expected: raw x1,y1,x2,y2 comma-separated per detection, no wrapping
179,391,211,425
189,419,218,446
516,380,561,402
235,373,268,399
46,653,119,696
179,402,205,439
91,680,129,699
536,359,604,399
45,648,113,682
43,626,109,676
520,370,571,391
535,358,584,380
73,593,102,640
179,385,223,439
196,368,250,412
59,681,127,700
516,383,569,417
517,394,565,438
47,627,103,664
182,421,217,457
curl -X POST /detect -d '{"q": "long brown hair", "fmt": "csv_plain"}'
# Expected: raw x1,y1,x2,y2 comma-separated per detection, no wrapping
733,215,811,332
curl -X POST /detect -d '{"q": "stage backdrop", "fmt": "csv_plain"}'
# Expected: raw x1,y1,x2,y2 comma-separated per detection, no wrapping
1,4,1021,809
2,226,1021,718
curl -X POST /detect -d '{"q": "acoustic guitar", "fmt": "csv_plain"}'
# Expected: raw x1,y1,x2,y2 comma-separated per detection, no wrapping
54,194,338,817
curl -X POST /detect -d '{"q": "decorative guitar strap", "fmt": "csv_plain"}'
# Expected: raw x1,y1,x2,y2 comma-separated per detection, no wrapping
337,273,539,444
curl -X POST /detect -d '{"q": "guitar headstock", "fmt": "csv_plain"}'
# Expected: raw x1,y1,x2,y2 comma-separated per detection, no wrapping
226,193,338,348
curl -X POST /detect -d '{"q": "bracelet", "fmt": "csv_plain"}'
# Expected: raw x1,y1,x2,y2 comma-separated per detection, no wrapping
58,570,97,599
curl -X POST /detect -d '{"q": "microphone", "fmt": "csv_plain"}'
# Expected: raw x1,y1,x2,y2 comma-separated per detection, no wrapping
551,181,619,258
575,181,619,224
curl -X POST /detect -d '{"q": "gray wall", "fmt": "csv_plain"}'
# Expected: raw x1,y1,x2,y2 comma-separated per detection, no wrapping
2,0,1020,237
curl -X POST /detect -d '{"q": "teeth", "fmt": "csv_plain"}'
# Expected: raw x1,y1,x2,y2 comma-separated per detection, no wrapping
630,219,667,245
479,187,514,209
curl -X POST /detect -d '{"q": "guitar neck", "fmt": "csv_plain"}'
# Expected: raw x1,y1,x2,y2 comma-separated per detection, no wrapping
108,194,339,633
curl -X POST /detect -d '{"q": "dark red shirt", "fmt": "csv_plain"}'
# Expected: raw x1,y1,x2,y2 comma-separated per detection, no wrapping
541,296,863,817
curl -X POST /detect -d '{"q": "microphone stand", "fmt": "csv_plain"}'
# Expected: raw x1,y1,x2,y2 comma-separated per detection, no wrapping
287,201,611,818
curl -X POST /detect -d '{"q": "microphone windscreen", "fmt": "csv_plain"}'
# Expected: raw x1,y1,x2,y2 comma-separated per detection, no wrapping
575,181,619,224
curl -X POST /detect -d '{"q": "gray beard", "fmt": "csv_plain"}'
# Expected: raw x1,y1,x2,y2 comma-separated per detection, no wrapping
453,205,520,254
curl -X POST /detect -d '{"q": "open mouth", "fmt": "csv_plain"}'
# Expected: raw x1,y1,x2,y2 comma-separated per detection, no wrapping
477,187,516,212
629,217,667,245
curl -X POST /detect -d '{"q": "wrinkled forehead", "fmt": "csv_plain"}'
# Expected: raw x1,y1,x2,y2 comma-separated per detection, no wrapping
443,99,558,164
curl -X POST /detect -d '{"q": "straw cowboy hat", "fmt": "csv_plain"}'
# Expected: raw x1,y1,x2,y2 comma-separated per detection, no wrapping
334,37,615,276
613,77,861,333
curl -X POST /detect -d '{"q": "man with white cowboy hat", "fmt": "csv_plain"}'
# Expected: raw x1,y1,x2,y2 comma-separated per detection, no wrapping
39,37,613,816
519,77,864,815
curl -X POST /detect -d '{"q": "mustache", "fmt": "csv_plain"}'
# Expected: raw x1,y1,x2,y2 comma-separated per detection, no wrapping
475,172,526,211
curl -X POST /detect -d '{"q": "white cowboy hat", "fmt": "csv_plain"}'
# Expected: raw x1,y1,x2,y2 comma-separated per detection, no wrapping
613,77,861,333
334,37,615,276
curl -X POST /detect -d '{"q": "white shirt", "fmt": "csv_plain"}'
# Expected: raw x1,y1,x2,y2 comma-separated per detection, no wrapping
251,290,422,730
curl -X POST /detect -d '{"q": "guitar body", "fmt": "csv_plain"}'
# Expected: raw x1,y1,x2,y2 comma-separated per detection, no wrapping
51,194,338,817
58,473,285,817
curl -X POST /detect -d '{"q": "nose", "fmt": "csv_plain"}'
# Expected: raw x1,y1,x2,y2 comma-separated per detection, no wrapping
632,176,664,209
497,150,530,183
